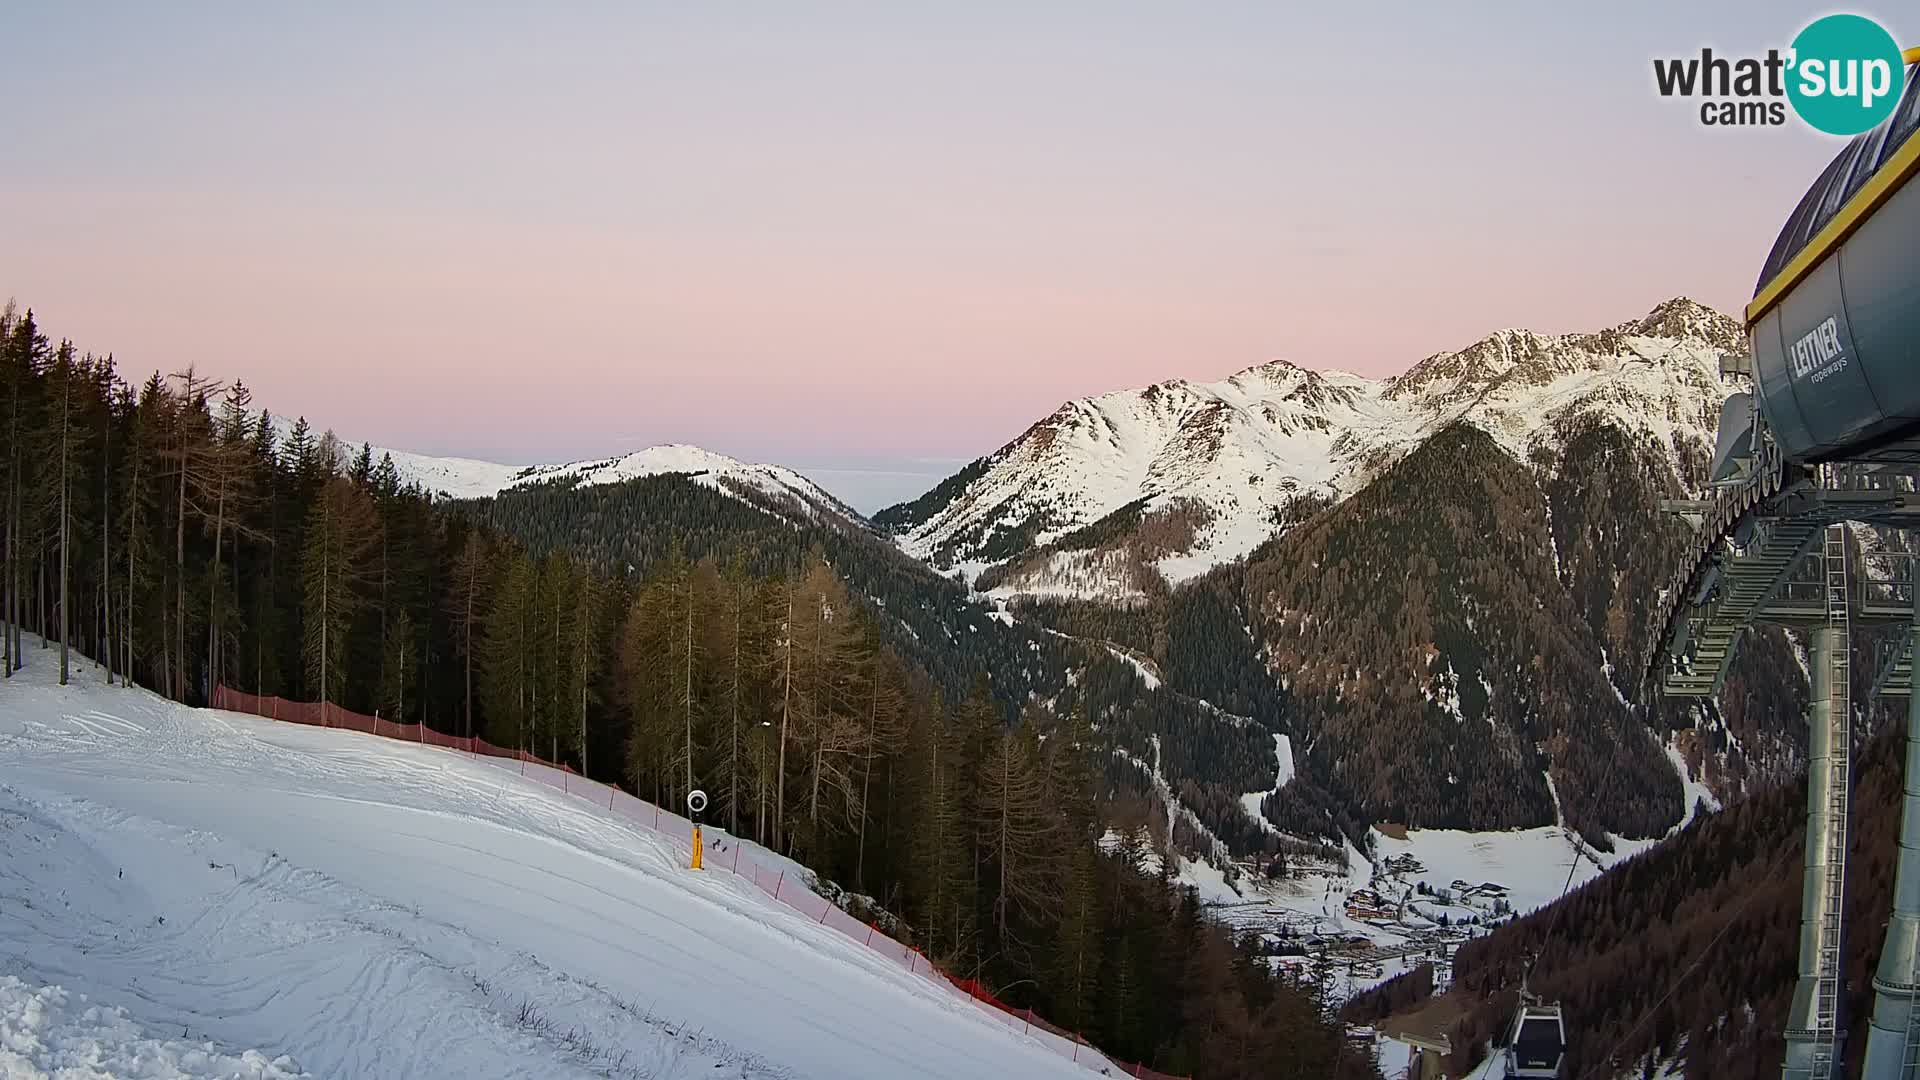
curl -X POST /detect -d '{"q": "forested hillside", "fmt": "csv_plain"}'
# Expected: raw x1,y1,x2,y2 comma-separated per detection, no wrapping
472,462,1309,867
1245,422,1679,840
1000,412,1812,850
0,304,1373,1080
469,475,1072,720
1431,711,1907,1078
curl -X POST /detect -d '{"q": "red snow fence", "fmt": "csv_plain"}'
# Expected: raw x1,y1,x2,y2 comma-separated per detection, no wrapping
210,687,1185,1080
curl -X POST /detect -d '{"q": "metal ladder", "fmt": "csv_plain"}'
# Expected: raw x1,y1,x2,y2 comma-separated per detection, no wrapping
1812,521,1852,1080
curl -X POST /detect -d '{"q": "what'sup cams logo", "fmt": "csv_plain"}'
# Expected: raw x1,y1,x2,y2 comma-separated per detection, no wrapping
1654,13,1910,134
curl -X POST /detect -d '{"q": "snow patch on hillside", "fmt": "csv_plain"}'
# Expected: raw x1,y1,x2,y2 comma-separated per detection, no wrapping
1667,737,1722,828
1106,647,1162,690
981,549,1152,604
364,448,532,500
1170,852,1246,905
1238,734,1293,834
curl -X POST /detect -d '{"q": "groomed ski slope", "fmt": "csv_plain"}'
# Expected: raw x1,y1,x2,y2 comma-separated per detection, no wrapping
0,658,1109,1079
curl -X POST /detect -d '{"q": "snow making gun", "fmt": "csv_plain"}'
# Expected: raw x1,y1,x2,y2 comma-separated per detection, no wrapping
687,789,708,870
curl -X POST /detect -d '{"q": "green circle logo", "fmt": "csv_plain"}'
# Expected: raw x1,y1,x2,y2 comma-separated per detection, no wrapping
1787,14,1907,135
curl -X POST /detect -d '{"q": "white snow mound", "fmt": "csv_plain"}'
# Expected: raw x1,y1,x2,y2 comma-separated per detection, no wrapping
0,975,304,1079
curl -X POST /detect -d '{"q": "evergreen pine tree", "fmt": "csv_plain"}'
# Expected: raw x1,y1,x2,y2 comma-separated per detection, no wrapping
301,471,379,712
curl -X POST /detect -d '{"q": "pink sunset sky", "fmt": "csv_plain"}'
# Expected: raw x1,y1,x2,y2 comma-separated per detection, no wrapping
1,3,1883,509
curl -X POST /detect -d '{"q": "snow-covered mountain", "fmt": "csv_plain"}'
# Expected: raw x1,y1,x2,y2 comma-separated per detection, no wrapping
495,444,865,524
272,415,864,525
880,298,1740,601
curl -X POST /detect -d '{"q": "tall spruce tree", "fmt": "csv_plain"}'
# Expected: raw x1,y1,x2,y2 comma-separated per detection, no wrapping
301,462,379,713
480,546,535,749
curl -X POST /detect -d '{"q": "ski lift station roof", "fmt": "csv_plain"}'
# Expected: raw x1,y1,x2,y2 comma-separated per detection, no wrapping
1749,52,1920,464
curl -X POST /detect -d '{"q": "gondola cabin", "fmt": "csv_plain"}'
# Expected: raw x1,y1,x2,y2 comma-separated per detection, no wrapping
1502,1002,1566,1079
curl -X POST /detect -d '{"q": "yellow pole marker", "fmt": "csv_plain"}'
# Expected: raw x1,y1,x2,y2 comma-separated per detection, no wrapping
687,788,708,870
1906,46,1920,64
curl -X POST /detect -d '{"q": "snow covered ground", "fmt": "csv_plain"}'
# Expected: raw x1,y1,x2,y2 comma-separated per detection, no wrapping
1368,826,1590,916
0,658,1109,1079
1372,1031,1413,1079
0,975,301,1079
1365,731,1720,917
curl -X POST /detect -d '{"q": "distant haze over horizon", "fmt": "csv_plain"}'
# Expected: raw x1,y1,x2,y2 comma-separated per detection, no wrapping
3,2,1855,509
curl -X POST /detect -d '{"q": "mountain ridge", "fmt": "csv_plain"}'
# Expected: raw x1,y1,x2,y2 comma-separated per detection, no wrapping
881,297,1738,602
265,414,864,528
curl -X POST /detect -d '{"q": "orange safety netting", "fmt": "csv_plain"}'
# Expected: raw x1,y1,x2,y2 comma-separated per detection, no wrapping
209,687,1186,1080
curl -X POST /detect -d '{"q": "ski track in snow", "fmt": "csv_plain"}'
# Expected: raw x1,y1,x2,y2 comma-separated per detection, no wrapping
1237,734,1293,835
0,660,1106,1080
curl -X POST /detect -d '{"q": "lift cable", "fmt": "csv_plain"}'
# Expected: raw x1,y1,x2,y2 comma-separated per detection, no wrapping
1524,714,1638,989
1527,444,1680,988
1565,533,1864,1077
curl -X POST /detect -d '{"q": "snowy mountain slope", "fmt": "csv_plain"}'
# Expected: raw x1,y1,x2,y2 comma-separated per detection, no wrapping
0,660,1108,1080
504,444,865,525
357,445,531,500
883,298,1736,599
267,415,863,525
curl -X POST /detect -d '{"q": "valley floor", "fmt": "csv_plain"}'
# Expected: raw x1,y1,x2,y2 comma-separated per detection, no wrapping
0,656,1103,1080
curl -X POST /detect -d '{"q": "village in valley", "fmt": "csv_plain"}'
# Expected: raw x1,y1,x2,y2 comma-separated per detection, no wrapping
1206,843,1516,1001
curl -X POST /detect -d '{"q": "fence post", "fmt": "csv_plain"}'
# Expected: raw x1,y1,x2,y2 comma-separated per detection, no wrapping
865,923,875,946
609,785,616,811
774,870,784,900
818,903,829,924
1024,1008,1032,1035
732,844,741,873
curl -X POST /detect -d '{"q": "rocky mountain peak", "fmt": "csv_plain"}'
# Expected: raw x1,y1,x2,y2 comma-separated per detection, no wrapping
883,299,1741,601
1621,296,1745,354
